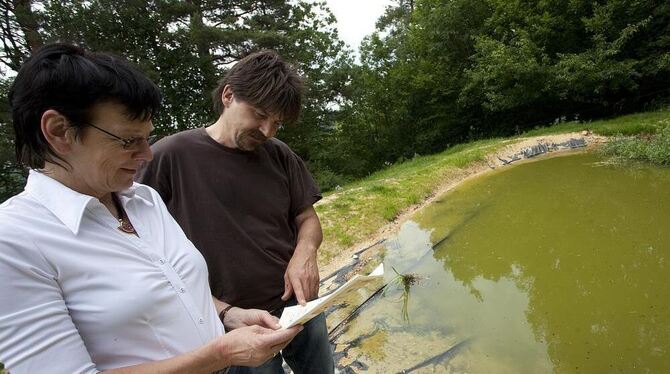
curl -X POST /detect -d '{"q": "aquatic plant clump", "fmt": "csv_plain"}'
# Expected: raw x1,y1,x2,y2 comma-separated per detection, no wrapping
383,267,424,322
384,267,422,293
600,124,670,165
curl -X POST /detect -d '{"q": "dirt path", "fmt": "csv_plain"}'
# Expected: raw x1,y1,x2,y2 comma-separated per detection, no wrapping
317,132,607,278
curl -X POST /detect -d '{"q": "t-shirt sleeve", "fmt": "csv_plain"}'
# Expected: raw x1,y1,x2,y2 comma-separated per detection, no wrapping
284,148,322,218
135,141,173,204
0,236,99,374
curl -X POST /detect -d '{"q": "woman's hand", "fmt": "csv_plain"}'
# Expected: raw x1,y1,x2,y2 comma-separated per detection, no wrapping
223,307,280,331
216,325,302,367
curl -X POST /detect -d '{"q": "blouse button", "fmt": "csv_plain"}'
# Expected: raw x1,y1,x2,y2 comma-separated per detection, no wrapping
180,288,185,293
198,318,204,324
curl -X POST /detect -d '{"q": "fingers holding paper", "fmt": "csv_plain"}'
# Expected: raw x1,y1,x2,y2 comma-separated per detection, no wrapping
223,307,281,331
217,325,302,367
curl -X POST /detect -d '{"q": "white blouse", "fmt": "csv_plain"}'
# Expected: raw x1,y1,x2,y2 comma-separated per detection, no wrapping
0,171,224,373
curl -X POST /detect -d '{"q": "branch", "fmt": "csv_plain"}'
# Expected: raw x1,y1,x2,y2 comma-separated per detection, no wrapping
0,1,24,70
14,0,43,51
211,50,247,66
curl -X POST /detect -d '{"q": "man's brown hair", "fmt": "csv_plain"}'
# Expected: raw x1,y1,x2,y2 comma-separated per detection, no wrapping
212,50,303,124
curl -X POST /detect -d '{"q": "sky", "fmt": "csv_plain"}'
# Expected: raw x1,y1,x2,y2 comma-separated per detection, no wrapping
324,0,394,52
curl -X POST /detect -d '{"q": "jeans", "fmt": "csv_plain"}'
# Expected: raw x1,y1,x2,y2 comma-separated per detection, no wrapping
228,300,334,374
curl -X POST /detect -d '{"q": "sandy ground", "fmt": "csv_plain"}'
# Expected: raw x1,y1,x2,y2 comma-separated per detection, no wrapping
317,132,607,278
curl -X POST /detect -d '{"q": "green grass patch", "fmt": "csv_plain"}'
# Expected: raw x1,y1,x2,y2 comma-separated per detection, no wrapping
381,202,400,221
366,184,396,195
315,107,670,267
330,200,350,212
599,123,670,166
522,108,670,137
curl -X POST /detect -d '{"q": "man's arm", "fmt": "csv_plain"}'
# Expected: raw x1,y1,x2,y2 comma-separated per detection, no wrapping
281,206,323,305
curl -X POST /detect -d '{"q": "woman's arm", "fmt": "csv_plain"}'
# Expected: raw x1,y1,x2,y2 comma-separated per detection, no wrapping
103,325,302,374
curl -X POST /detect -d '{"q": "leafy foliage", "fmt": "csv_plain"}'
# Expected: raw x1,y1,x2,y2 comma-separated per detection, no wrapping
0,77,27,202
324,0,670,188
0,0,351,200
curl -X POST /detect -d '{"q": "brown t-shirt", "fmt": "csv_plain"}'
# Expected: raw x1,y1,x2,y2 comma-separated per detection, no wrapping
136,127,321,311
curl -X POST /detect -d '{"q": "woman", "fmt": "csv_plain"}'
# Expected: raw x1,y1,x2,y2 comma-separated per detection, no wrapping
0,43,301,373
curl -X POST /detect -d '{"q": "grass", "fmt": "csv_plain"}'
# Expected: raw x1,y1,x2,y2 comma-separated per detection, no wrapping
522,107,670,137
599,123,670,165
315,107,670,267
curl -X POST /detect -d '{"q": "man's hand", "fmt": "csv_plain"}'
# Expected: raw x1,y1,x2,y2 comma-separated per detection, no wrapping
217,325,302,368
223,307,280,331
281,206,323,305
281,248,319,305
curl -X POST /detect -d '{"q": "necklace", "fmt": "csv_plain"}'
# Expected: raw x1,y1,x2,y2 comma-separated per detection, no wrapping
113,194,137,235
117,217,137,235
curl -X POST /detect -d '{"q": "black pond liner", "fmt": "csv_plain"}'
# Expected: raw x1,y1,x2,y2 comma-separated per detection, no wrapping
320,238,386,287
497,137,587,165
398,338,472,373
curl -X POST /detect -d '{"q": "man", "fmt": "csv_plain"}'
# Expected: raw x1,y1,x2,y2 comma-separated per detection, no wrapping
136,50,333,373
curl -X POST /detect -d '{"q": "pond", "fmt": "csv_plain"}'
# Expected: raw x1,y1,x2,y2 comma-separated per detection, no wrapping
330,152,670,373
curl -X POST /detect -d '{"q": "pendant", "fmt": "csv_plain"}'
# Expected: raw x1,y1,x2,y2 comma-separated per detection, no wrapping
118,219,137,234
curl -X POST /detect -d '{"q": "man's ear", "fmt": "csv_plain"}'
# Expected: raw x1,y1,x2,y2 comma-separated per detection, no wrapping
221,85,234,108
41,109,75,155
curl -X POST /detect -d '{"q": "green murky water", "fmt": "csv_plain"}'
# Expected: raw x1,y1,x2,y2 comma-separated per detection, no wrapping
331,153,670,373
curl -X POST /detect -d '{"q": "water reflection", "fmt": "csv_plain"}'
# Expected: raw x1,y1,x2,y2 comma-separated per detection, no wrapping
383,220,433,269
335,220,552,372
423,153,670,373
333,154,670,373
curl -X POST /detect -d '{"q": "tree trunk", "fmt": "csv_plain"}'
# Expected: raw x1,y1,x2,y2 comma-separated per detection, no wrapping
13,0,42,51
186,0,218,89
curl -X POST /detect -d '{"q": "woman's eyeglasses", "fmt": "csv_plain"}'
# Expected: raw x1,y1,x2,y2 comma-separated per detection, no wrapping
85,122,158,150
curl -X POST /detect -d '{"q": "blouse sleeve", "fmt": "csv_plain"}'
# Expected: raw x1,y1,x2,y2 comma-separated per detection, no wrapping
0,235,99,374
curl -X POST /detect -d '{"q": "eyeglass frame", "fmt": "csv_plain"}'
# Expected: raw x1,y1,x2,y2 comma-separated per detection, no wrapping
84,122,158,149
251,108,284,132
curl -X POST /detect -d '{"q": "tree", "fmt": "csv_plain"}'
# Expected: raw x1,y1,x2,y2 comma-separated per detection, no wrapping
0,0,352,200
0,0,43,70
0,76,26,202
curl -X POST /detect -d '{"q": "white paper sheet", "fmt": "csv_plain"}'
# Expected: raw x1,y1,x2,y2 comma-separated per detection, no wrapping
278,263,384,329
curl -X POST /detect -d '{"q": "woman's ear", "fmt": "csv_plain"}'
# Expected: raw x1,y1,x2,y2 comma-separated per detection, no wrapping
41,109,74,155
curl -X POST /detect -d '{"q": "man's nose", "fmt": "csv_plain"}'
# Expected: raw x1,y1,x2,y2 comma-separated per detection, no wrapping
259,121,276,138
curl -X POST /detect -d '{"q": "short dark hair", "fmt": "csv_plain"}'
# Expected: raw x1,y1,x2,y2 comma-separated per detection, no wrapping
211,50,303,123
9,42,162,169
